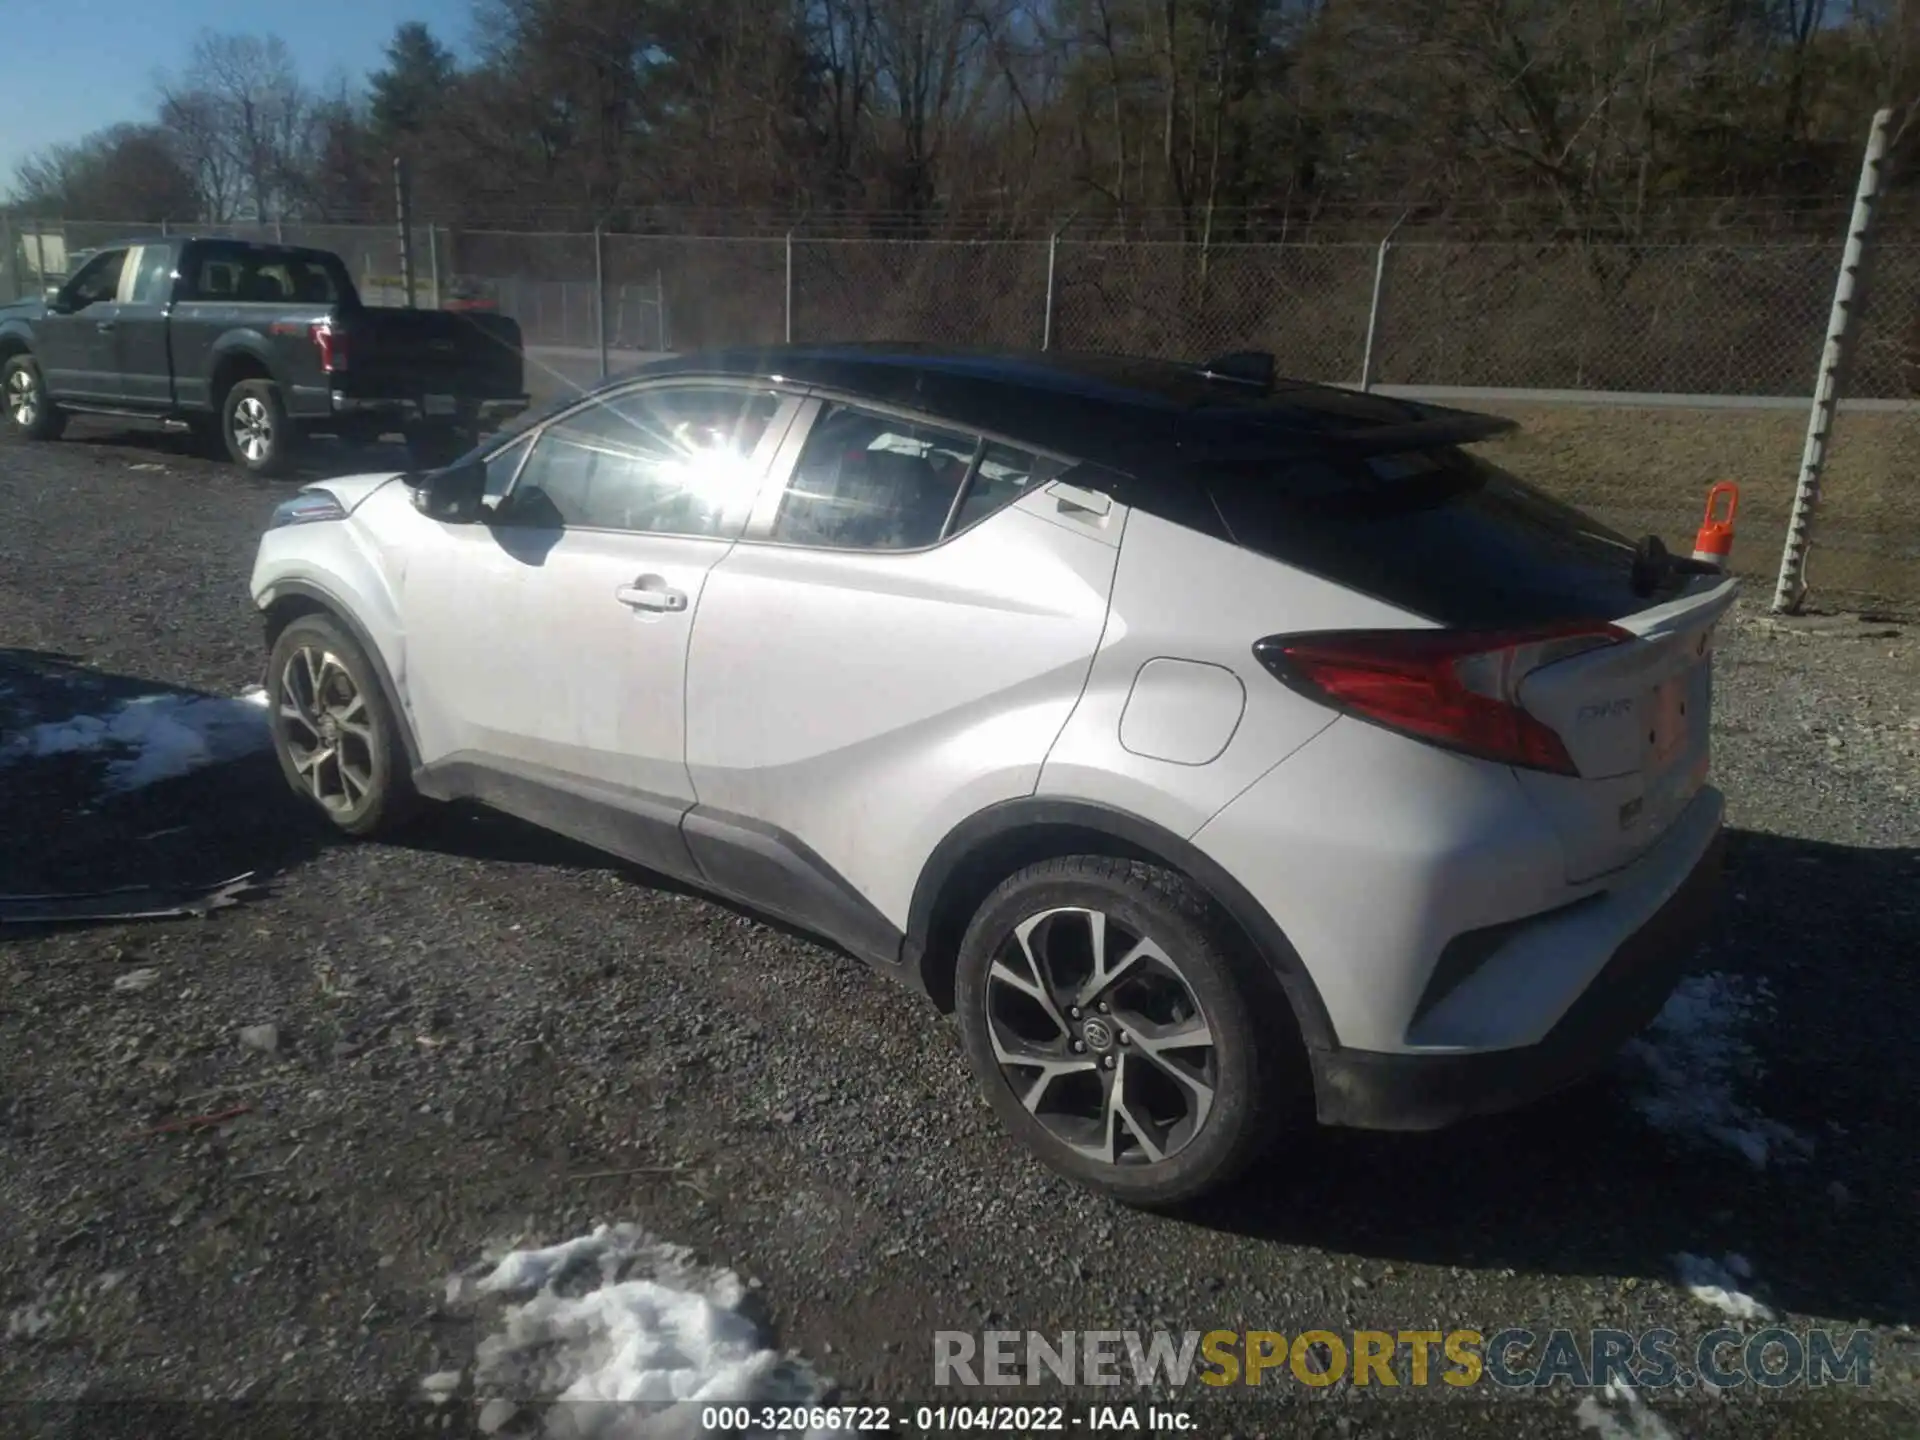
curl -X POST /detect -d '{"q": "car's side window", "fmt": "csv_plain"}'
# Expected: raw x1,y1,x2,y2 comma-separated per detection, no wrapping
64,250,128,309
949,441,1073,534
505,386,781,537
770,404,981,551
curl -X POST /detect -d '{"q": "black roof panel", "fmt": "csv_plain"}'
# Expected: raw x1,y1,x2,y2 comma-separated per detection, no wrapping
613,343,1512,474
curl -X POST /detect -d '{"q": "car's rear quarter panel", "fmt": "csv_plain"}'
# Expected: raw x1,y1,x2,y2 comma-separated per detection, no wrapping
1034,510,1418,837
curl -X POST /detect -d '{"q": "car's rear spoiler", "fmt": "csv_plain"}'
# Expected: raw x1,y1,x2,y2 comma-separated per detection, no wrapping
1325,407,1520,454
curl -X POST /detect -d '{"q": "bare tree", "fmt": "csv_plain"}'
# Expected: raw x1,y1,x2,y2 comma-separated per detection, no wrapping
159,31,319,224
11,124,201,221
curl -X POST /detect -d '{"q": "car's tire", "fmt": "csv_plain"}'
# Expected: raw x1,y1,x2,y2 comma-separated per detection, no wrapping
955,856,1298,1208
222,378,299,477
404,421,477,470
3,356,66,441
265,613,420,837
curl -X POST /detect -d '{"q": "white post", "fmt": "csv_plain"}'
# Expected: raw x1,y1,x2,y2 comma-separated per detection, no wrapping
1359,237,1391,391
1773,108,1893,615
784,231,794,344
427,223,442,309
1042,231,1059,350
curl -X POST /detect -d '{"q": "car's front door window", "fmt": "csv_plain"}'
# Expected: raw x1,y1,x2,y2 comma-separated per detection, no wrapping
505,386,782,537
62,250,128,310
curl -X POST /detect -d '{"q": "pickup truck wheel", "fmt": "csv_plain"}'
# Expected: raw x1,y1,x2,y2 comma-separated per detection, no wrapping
3,357,66,442
223,379,299,477
405,422,477,470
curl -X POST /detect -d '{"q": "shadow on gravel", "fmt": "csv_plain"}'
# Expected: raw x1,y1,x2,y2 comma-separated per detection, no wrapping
53,418,411,480
1189,826,1920,1331
389,803,866,959
0,649,331,922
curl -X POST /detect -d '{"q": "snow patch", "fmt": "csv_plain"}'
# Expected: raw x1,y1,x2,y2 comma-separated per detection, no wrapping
1620,972,1809,1168
1574,1381,1681,1440
1673,1251,1774,1321
436,1223,848,1438
0,693,271,791
5,1302,54,1341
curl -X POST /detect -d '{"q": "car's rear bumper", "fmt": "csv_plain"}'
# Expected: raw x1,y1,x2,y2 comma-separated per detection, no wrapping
1310,823,1723,1131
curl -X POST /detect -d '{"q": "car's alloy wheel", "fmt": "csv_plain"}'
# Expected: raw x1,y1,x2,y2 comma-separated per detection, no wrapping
232,394,275,465
2,358,64,441
983,907,1218,1165
7,365,40,430
956,857,1294,1207
277,643,376,814
222,378,295,476
265,613,418,837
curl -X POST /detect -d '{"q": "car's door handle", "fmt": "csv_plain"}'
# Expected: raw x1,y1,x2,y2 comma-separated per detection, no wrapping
95,321,115,333
615,577,687,612
1050,482,1112,519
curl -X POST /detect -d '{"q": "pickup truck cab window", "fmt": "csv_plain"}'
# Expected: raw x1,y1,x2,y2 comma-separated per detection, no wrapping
63,250,128,310
180,243,352,306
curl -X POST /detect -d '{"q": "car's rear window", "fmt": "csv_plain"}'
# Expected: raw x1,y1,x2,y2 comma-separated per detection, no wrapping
183,246,355,306
1207,446,1665,628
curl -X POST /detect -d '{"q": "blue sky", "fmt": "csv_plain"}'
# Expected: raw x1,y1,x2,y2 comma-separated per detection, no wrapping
1,0,474,196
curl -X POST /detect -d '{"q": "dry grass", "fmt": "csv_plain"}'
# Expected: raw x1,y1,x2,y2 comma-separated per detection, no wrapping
1477,403,1920,611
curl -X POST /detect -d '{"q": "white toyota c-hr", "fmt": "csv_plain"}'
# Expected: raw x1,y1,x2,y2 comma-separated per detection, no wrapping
250,344,1732,1206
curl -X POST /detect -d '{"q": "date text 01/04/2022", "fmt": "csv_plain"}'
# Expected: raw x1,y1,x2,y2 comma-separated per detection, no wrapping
913,1405,1198,1432
698,1405,1199,1433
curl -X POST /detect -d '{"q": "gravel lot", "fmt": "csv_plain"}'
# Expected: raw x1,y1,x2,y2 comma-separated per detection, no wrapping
2,419,1917,1438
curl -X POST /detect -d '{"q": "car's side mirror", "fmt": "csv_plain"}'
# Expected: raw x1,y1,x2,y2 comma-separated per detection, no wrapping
43,288,70,314
407,459,488,524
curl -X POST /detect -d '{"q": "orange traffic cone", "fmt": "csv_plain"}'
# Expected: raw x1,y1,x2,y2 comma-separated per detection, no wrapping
1692,482,1740,570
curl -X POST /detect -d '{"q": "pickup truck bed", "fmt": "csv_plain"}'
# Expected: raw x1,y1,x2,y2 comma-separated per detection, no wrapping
0,236,527,475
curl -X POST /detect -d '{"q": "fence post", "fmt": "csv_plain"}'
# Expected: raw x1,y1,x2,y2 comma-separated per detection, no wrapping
784,231,794,344
427,223,441,309
393,157,416,308
1773,107,1893,615
658,270,670,351
1359,237,1391,392
33,223,49,295
1043,231,1059,350
594,224,608,380
0,213,11,303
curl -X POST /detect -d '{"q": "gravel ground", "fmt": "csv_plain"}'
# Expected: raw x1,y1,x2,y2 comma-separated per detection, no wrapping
1,419,1917,1439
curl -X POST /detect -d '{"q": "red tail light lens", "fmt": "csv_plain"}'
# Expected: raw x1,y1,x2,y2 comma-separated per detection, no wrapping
1253,622,1632,775
311,321,347,373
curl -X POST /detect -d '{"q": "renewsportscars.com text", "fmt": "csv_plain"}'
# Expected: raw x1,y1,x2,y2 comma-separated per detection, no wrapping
933,1327,1875,1391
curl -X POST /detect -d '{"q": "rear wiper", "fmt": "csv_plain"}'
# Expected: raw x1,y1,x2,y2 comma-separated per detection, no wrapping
1630,534,1720,597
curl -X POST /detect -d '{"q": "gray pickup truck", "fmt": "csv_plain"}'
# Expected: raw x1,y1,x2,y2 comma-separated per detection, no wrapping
0,236,527,475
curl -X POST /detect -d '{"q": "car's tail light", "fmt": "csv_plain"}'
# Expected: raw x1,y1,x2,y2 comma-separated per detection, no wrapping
311,321,347,373
1252,622,1633,775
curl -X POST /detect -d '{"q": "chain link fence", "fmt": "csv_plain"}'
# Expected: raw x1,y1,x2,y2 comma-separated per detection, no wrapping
3,210,1916,611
